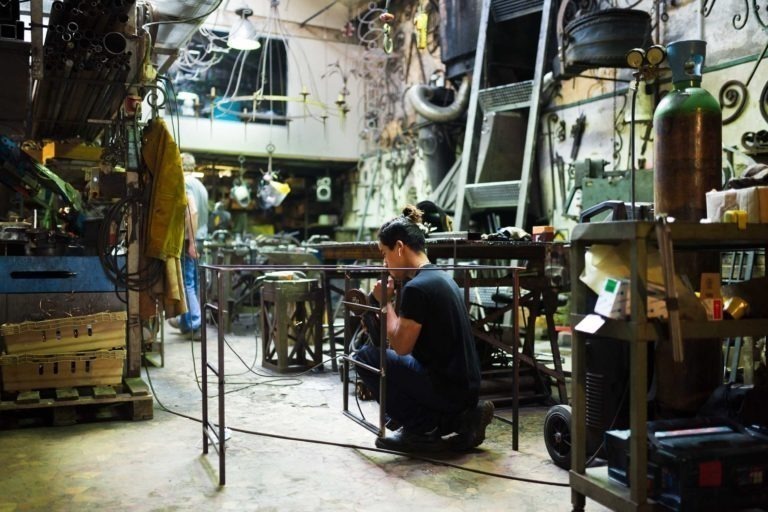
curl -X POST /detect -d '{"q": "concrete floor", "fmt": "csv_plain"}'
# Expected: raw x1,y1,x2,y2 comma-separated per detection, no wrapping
0,326,605,512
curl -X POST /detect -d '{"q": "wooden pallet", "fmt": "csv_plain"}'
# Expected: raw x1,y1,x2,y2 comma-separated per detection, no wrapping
0,377,153,428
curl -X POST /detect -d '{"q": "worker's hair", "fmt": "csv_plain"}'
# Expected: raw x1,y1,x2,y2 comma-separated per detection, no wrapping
180,152,196,173
378,204,426,252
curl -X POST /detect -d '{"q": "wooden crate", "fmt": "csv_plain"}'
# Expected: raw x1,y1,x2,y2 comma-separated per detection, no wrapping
1,311,126,355
0,348,125,392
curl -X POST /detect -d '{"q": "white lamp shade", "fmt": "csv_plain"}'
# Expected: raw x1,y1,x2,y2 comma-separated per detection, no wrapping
228,17,261,51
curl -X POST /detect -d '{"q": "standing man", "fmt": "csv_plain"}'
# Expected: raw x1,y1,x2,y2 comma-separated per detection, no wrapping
168,152,208,339
354,205,494,452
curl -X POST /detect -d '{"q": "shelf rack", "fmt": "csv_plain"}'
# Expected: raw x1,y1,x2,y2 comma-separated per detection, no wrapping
568,221,768,511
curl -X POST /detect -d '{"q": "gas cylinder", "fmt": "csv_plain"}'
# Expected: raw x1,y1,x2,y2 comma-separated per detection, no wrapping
654,40,722,221
653,40,722,416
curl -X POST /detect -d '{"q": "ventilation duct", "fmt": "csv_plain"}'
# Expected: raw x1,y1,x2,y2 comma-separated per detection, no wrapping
148,0,221,73
406,75,470,123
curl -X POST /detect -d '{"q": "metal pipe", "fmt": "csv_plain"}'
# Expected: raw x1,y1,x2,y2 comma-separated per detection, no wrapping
300,0,339,28
405,75,471,123
103,31,127,54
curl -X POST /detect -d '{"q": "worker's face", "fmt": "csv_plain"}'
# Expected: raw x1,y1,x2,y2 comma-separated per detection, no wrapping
379,240,406,281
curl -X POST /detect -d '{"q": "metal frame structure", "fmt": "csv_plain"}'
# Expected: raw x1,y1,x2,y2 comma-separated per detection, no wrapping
200,261,525,485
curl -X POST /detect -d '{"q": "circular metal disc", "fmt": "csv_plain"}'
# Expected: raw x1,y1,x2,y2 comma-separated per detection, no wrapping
345,288,368,315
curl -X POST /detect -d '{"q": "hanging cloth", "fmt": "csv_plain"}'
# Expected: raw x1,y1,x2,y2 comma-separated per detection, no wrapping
142,117,187,261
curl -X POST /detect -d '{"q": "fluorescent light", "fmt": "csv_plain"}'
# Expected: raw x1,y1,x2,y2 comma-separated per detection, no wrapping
228,8,261,51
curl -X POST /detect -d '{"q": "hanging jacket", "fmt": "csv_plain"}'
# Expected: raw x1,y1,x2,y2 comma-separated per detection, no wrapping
142,118,187,260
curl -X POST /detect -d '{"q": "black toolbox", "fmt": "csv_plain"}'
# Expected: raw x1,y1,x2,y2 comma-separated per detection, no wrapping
606,417,768,511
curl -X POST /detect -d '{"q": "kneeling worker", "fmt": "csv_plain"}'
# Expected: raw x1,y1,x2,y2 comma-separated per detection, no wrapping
354,205,494,452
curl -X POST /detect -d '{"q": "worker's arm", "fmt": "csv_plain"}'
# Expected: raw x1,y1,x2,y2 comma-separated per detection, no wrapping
374,277,421,355
185,191,199,259
383,303,421,355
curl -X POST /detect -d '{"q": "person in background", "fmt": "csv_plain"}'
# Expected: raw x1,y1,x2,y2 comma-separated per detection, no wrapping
354,205,494,453
209,201,232,232
168,152,209,339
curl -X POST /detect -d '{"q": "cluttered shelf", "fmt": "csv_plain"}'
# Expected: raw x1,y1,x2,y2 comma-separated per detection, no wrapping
569,220,768,512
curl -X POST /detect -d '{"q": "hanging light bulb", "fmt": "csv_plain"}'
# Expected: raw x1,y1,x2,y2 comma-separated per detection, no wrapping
228,8,261,51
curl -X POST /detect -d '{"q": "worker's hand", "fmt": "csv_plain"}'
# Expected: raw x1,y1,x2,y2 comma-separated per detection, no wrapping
187,242,198,259
373,276,395,305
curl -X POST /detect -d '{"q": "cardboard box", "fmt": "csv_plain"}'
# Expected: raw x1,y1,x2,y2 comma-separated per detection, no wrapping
0,348,125,391
705,186,768,223
1,311,126,355
700,273,723,321
594,278,668,320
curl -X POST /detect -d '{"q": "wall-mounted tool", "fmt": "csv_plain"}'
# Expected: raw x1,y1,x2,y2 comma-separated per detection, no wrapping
379,0,395,53
564,158,607,215
564,158,654,219
413,4,428,50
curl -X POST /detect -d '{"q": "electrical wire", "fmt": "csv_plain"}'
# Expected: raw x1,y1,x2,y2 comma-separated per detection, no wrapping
97,194,164,292
184,310,331,395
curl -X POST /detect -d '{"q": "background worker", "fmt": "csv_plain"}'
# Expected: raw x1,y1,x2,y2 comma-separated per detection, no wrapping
168,152,208,339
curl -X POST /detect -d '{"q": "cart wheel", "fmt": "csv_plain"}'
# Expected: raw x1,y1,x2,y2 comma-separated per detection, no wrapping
544,404,572,470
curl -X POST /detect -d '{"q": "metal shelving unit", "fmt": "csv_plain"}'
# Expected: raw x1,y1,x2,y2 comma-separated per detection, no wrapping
568,221,768,512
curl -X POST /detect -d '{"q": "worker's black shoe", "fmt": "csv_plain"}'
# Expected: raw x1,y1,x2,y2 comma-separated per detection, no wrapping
385,416,403,431
375,427,446,453
448,400,495,450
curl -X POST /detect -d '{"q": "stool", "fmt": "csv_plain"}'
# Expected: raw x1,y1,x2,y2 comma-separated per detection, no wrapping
260,278,324,373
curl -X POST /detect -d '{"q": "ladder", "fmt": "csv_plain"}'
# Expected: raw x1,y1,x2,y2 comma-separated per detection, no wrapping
452,0,556,229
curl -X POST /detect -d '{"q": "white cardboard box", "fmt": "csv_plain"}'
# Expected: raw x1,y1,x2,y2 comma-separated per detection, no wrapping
705,186,768,223
594,278,668,320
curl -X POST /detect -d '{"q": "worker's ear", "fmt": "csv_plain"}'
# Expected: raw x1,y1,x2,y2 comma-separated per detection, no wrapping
397,241,403,257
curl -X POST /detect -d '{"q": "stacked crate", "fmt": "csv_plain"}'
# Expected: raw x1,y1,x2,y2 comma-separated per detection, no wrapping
0,311,126,392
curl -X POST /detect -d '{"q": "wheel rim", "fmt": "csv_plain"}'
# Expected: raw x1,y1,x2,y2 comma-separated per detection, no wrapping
547,414,571,457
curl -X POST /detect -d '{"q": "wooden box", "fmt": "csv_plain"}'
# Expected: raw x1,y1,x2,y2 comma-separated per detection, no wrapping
0,348,125,392
1,311,126,355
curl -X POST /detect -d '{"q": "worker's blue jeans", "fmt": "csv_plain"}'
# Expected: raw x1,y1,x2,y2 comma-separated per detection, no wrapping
178,253,201,333
354,344,467,434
